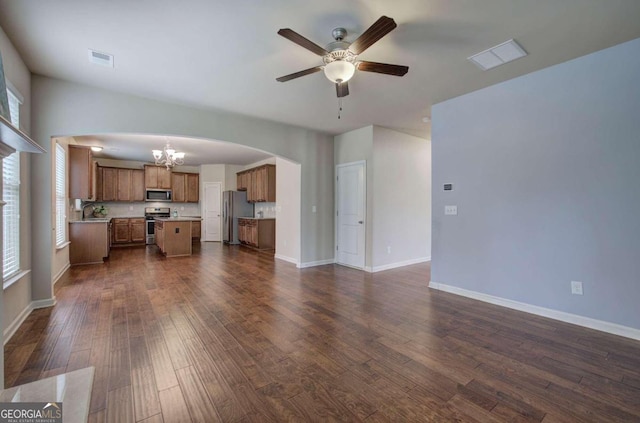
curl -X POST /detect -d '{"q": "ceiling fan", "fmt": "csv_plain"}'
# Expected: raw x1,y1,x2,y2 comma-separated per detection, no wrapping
276,16,409,98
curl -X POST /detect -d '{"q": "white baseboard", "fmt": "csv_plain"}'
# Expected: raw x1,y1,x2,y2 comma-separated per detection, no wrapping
297,258,335,268
2,296,57,345
366,256,431,273
429,281,640,341
53,263,70,286
274,254,299,266
32,298,57,309
3,303,34,345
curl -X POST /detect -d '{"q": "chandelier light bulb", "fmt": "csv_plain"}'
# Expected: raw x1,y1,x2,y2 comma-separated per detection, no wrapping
152,140,185,169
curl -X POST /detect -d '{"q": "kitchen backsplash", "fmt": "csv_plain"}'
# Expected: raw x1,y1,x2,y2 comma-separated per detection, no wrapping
72,201,201,219
254,202,276,218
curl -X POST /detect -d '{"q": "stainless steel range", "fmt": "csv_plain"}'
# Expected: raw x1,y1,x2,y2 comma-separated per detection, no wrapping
145,207,171,245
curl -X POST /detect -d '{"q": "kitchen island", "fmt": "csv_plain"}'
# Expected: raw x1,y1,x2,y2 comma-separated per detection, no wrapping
154,217,201,257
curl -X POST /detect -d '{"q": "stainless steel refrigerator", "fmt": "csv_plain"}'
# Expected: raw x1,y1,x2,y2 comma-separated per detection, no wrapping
223,191,254,244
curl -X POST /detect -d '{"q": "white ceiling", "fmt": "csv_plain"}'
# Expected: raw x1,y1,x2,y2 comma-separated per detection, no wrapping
72,134,273,166
1,0,640,163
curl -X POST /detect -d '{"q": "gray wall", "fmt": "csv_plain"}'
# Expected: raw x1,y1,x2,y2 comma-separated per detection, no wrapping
31,76,335,301
431,37,640,329
1,24,32,353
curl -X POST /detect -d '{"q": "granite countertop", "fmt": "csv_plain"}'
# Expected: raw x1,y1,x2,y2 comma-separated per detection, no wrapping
155,217,202,222
70,218,111,223
239,217,276,220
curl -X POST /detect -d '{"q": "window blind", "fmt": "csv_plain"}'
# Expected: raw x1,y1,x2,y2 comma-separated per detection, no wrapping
55,143,67,246
3,89,21,280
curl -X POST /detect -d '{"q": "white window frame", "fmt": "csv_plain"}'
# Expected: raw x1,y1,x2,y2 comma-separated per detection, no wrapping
3,88,22,282
55,143,67,247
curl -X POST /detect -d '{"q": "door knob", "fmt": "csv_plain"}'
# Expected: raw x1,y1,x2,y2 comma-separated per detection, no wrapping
358,220,363,224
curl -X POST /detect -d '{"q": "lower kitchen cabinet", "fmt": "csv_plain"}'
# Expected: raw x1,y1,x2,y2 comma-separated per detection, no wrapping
191,220,201,241
112,218,146,245
238,218,275,249
69,221,110,265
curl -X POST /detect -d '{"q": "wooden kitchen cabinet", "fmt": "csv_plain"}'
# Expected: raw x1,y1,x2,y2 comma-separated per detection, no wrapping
191,220,201,240
97,166,145,202
69,221,110,265
112,218,146,245
145,165,171,189
237,164,275,202
101,167,118,201
171,172,199,203
131,169,145,201
130,218,146,242
171,172,186,202
112,218,131,243
186,173,199,202
117,169,132,201
69,146,96,200
238,218,275,249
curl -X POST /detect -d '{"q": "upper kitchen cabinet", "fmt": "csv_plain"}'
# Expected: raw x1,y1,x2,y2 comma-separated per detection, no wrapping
237,164,275,202
131,169,145,201
186,173,199,202
97,166,145,202
100,167,117,201
171,172,199,203
69,145,96,200
117,169,132,201
145,165,171,189
171,172,186,202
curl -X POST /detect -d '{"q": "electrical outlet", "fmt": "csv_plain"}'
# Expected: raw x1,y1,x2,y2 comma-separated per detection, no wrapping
387,246,391,254
571,281,583,295
129,206,133,211
445,205,458,215
312,205,317,213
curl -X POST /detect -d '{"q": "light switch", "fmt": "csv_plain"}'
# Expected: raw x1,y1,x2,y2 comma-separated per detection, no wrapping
312,206,317,213
445,205,458,215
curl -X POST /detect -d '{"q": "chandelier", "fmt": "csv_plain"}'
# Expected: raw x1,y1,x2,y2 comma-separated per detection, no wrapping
152,139,185,169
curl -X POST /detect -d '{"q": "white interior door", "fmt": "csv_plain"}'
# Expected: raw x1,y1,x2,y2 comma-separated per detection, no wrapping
336,161,365,269
203,182,221,241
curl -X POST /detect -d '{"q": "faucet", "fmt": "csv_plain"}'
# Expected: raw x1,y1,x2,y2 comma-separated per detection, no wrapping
81,202,95,219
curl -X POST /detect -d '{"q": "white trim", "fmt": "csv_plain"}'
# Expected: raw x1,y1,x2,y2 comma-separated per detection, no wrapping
55,240,71,250
5,80,24,104
297,258,335,269
2,269,31,290
53,263,70,286
274,254,298,266
365,257,431,273
429,281,640,341
32,298,56,309
335,160,367,270
3,297,57,345
3,302,33,345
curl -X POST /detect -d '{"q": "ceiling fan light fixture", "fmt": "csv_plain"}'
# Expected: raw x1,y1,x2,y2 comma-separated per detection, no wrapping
324,60,355,83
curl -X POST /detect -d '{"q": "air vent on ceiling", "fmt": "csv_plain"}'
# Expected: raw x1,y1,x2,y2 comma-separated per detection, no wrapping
88,49,114,67
467,39,527,71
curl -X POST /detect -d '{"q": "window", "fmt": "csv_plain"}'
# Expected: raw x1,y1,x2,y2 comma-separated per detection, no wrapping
3,89,21,280
55,143,67,246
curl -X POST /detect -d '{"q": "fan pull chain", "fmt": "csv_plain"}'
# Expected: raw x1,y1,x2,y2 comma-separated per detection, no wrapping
338,97,343,119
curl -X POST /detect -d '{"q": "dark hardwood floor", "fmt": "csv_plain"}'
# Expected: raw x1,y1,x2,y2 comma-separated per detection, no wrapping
5,243,640,422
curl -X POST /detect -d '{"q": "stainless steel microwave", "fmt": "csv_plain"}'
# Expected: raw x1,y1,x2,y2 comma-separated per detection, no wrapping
145,189,172,202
